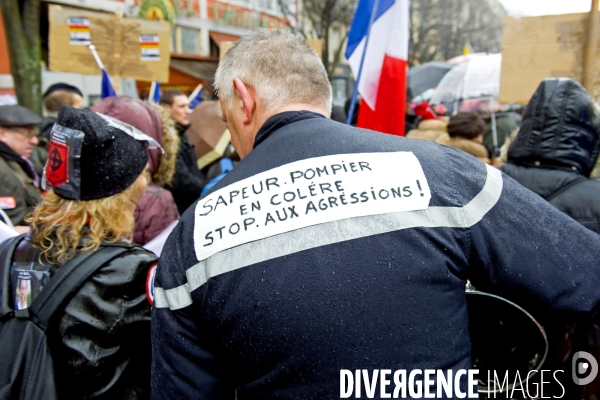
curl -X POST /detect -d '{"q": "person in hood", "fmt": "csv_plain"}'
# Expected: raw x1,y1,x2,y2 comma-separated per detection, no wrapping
501,78,600,234
92,96,180,245
151,30,600,399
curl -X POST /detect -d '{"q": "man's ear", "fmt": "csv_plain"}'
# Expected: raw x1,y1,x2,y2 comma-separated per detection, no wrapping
233,78,255,125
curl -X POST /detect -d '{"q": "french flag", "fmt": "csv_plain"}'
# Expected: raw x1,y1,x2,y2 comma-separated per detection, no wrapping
346,0,409,136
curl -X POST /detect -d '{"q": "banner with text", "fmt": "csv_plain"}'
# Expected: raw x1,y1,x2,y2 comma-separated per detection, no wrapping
194,152,431,262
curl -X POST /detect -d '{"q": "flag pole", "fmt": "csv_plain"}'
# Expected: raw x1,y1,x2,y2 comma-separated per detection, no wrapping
188,84,204,102
88,45,107,71
346,0,381,125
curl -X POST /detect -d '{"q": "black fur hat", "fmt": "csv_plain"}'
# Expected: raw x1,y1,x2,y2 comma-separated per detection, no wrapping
44,106,151,200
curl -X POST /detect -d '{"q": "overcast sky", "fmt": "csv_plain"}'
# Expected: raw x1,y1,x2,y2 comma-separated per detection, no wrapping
498,0,592,16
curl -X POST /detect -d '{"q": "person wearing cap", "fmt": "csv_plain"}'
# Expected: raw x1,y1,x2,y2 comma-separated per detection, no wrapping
0,105,43,230
28,83,85,176
5,106,158,398
40,83,84,140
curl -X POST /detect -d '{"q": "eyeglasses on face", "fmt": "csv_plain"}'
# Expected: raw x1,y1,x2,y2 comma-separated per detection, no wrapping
7,127,37,139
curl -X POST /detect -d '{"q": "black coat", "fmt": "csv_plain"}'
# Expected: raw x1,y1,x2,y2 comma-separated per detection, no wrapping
167,123,205,214
11,235,157,399
501,78,600,234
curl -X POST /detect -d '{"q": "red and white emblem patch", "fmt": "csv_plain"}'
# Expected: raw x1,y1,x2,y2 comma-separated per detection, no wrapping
46,140,69,186
146,263,158,305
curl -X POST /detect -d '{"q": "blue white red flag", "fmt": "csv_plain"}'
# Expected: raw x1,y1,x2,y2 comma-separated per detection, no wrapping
346,0,409,136
149,81,161,104
101,69,117,99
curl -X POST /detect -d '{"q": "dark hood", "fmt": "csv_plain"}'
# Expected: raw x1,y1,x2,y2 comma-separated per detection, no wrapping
507,78,600,176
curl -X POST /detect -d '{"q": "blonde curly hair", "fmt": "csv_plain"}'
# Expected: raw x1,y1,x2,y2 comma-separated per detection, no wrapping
25,177,146,265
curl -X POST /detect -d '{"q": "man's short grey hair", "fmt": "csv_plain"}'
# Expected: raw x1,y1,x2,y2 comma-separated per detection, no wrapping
214,29,332,113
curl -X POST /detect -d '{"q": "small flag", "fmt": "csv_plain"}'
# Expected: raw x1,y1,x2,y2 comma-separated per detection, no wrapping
149,81,161,104
89,45,117,99
188,84,203,110
101,69,117,99
346,0,409,136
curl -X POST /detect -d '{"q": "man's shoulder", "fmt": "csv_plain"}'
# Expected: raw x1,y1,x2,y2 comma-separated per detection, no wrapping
0,156,25,185
0,153,12,169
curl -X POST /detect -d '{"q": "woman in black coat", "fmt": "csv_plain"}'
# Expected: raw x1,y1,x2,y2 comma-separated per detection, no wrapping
501,78,600,234
8,106,159,399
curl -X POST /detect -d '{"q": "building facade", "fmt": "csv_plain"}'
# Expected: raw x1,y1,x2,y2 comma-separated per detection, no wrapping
0,0,352,106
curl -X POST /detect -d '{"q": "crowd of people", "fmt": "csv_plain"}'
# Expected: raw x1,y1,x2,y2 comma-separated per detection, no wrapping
0,28,599,399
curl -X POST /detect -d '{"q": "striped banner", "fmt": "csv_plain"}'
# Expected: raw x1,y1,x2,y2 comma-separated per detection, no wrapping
139,34,160,61
68,17,91,45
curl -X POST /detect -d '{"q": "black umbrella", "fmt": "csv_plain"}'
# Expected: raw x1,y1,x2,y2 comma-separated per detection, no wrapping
407,61,453,99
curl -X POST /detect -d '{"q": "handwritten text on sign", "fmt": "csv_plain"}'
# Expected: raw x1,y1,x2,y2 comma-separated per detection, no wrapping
193,152,431,262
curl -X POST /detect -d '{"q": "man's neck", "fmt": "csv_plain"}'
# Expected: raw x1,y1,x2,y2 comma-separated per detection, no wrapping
253,103,329,137
269,103,329,119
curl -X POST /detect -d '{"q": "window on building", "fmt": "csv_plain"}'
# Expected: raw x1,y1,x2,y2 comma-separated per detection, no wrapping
181,26,200,54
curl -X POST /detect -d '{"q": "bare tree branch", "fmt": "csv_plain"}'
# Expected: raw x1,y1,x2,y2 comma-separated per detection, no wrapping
277,0,356,77
409,0,504,66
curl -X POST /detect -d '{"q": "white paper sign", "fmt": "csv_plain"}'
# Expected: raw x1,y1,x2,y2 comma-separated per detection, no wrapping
143,220,178,256
193,152,431,262
67,17,91,45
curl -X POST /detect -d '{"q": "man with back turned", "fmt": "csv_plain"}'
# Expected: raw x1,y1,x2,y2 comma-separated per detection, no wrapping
151,29,600,399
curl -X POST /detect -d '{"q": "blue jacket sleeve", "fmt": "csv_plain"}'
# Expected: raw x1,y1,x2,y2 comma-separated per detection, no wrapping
151,305,234,399
151,221,235,400
466,171,600,319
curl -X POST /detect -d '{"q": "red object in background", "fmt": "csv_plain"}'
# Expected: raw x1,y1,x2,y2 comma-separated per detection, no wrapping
413,102,438,120
356,56,407,136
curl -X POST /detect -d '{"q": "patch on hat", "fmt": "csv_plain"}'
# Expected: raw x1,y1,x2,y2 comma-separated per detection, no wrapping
43,124,84,199
46,140,69,186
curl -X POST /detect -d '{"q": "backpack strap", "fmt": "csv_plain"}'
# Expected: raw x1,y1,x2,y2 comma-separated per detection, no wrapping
27,245,146,331
0,234,26,319
544,176,588,202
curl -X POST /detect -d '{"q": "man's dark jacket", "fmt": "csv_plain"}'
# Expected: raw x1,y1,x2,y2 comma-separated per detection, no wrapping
501,78,600,234
167,123,205,214
152,111,600,399
0,142,41,225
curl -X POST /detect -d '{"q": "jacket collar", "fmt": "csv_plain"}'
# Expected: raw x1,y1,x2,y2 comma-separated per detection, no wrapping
253,111,326,149
0,141,36,182
175,122,189,136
